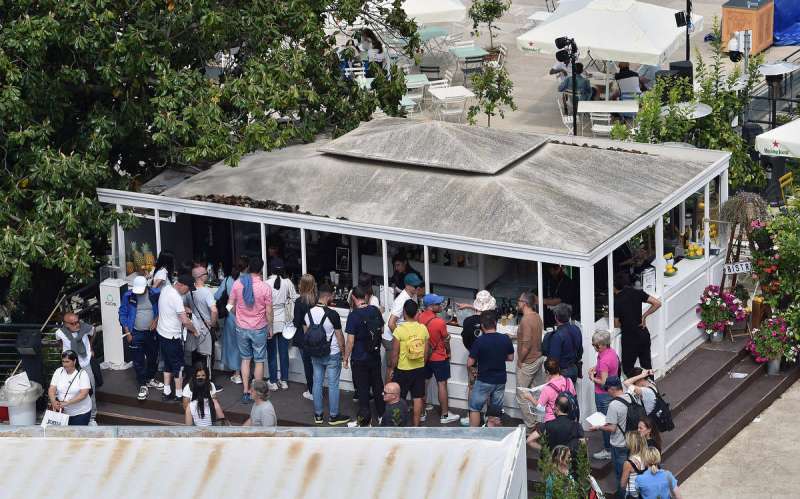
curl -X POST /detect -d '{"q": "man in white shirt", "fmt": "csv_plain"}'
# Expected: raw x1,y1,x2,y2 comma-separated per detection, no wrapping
388,272,423,334
158,274,198,401
55,313,97,423
184,266,218,371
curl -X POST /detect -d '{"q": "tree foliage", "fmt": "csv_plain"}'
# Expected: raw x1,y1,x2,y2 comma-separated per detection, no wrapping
467,66,516,127
0,0,418,318
468,0,510,50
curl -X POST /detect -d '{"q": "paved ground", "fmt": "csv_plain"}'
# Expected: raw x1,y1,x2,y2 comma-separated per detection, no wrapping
681,379,800,498
432,0,799,133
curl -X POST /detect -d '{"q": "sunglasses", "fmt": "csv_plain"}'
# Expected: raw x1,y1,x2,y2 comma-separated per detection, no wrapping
64,320,80,325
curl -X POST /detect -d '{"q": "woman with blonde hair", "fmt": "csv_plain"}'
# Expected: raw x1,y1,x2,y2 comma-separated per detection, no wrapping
545,445,575,498
292,273,318,400
620,431,648,498
635,447,683,499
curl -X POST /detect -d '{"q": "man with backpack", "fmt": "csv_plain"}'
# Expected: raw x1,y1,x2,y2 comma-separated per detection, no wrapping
344,286,385,427
419,294,460,425
388,299,429,427
467,310,514,427
624,367,674,432
591,376,648,496
542,303,583,383
304,284,349,426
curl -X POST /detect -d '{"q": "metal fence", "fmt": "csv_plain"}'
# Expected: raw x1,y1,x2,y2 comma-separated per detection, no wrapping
748,48,800,129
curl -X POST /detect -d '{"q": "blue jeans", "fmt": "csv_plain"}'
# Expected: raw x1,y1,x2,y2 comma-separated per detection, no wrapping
611,445,629,494
130,329,159,386
68,411,92,426
312,352,342,417
468,380,505,413
595,392,612,450
267,333,290,383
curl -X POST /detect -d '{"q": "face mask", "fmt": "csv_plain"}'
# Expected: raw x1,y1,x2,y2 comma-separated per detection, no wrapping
195,378,207,387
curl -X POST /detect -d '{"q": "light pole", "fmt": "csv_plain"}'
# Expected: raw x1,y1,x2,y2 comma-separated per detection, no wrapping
555,37,578,136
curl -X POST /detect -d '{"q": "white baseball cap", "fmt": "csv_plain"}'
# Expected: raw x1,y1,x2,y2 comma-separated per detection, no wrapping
131,276,147,294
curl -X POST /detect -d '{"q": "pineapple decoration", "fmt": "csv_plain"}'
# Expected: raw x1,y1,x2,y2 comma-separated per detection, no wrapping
142,243,155,275
131,242,145,273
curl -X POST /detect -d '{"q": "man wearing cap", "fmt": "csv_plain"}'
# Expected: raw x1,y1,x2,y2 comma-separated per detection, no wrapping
158,274,198,401
590,376,634,492
419,294,460,425
388,272,423,334
458,290,497,425
119,276,163,400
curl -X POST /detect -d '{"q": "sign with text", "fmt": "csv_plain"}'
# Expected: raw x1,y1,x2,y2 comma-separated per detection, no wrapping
724,261,752,274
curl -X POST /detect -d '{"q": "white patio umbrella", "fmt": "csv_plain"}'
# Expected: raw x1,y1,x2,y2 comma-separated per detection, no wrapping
401,0,467,25
516,0,703,65
755,118,800,158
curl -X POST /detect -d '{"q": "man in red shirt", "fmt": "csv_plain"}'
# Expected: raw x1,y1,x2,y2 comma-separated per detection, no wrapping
420,294,460,424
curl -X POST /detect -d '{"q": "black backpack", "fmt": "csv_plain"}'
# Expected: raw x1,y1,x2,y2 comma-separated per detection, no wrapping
361,306,384,354
614,394,647,433
541,329,556,357
547,381,580,422
646,386,675,432
305,308,332,358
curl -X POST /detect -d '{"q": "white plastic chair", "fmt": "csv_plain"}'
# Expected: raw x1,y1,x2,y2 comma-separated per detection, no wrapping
590,112,614,137
436,97,467,123
487,44,508,69
425,79,450,109
557,94,582,135
344,67,366,79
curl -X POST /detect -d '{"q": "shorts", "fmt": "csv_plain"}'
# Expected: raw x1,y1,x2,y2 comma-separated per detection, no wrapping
394,367,426,399
468,380,505,413
237,326,267,362
159,337,184,376
425,360,451,382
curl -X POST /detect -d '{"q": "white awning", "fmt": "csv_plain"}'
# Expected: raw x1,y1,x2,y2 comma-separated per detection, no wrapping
516,0,703,65
755,118,800,158
402,0,467,24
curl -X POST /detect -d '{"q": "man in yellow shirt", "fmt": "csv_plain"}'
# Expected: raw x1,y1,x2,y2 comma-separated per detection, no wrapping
388,299,430,426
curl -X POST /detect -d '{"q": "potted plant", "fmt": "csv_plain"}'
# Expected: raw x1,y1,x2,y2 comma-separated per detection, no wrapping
467,66,517,128
697,285,746,342
468,0,511,55
747,316,796,375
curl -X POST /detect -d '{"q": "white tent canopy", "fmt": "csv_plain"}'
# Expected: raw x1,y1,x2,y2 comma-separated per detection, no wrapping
401,0,466,24
516,0,703,65
756,118,800,158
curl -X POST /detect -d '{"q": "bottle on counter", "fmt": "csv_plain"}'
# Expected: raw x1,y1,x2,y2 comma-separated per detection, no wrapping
217,262,226,282
207,263,214,283
443,250,452,266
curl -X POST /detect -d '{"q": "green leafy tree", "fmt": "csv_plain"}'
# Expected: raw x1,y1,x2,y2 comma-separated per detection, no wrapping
536,439,592,499
468,0,511,50
0,0,418,319
467,66,517,127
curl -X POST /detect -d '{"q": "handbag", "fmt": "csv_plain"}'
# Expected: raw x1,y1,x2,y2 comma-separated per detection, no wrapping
41,409,70,427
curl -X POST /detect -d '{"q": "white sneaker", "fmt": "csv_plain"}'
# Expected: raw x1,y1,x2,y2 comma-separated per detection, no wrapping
302,390,313,400
147,379,164,389
460,416,470,426
440,412,460,424
592,449,611,460
279,380,289,390
230,374,243,385
88,420,98,427
347,421,360,428
420,410,428,423
425,403,434,411
137,385,148,400
267,381,279,391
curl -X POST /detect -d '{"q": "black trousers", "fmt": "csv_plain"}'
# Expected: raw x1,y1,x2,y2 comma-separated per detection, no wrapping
351,359,385,425
621,327,652,377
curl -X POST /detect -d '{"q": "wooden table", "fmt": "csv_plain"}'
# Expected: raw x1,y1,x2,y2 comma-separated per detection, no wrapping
721,0,774,54
578,100,639,114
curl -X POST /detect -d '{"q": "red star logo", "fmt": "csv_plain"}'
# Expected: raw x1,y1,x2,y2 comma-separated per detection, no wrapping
772,140,780,148
529,42,534,46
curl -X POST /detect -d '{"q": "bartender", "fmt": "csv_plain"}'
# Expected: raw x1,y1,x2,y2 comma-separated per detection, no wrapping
535,264,579,328
390,252,419,294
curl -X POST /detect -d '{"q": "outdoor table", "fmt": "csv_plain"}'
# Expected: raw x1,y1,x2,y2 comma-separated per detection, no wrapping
405,73,430,89
578,100,639,114
661,102,712,119
527,11,552,24
420,26,448,43
429,85,475,101
448,46,489,60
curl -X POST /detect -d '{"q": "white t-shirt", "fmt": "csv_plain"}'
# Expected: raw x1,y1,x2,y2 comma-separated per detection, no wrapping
628,383,657,414
266,276,298,330
50,368,92,417
551,62,572,82
182,382,218,400
305,306,342,356
190,399,213,427
157,285,186,339
55,328,93,368
390,290,416,325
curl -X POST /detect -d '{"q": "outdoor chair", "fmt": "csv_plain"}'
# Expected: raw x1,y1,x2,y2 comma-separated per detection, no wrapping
462,56,484,87
424,79,450,109
435,96,467,123
557,94,582,135
420,65,441,81
405,82,425,108
589,113,614,137
487,44,508,70
780,172,794,203
344,66,366,79
617,76,642,97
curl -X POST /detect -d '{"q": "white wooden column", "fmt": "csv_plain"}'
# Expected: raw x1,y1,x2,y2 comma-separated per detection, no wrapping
704,183,711,277
720,171,729,204
578,266,596,414
300,228,307,275
655,217,665,295
116,204,126,272
536,261,544,318
260,223,267,276
350,236,359,283
382,239,390,309
679,202,686,237
607,252,618,352
154,209,162,256
423,245,431,294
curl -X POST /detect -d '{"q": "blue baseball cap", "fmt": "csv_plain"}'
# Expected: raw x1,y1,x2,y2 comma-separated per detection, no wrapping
404,273,423,287
603,376,623,391
423,294,445,307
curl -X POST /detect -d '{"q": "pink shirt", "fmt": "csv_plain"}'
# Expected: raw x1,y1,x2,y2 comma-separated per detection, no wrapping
229,275,272,330
594,347,620,394
539,375,575,422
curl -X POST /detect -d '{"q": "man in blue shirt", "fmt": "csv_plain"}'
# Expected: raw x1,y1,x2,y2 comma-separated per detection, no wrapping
547,303,583,383
467,310,514,427
558,62,594,102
